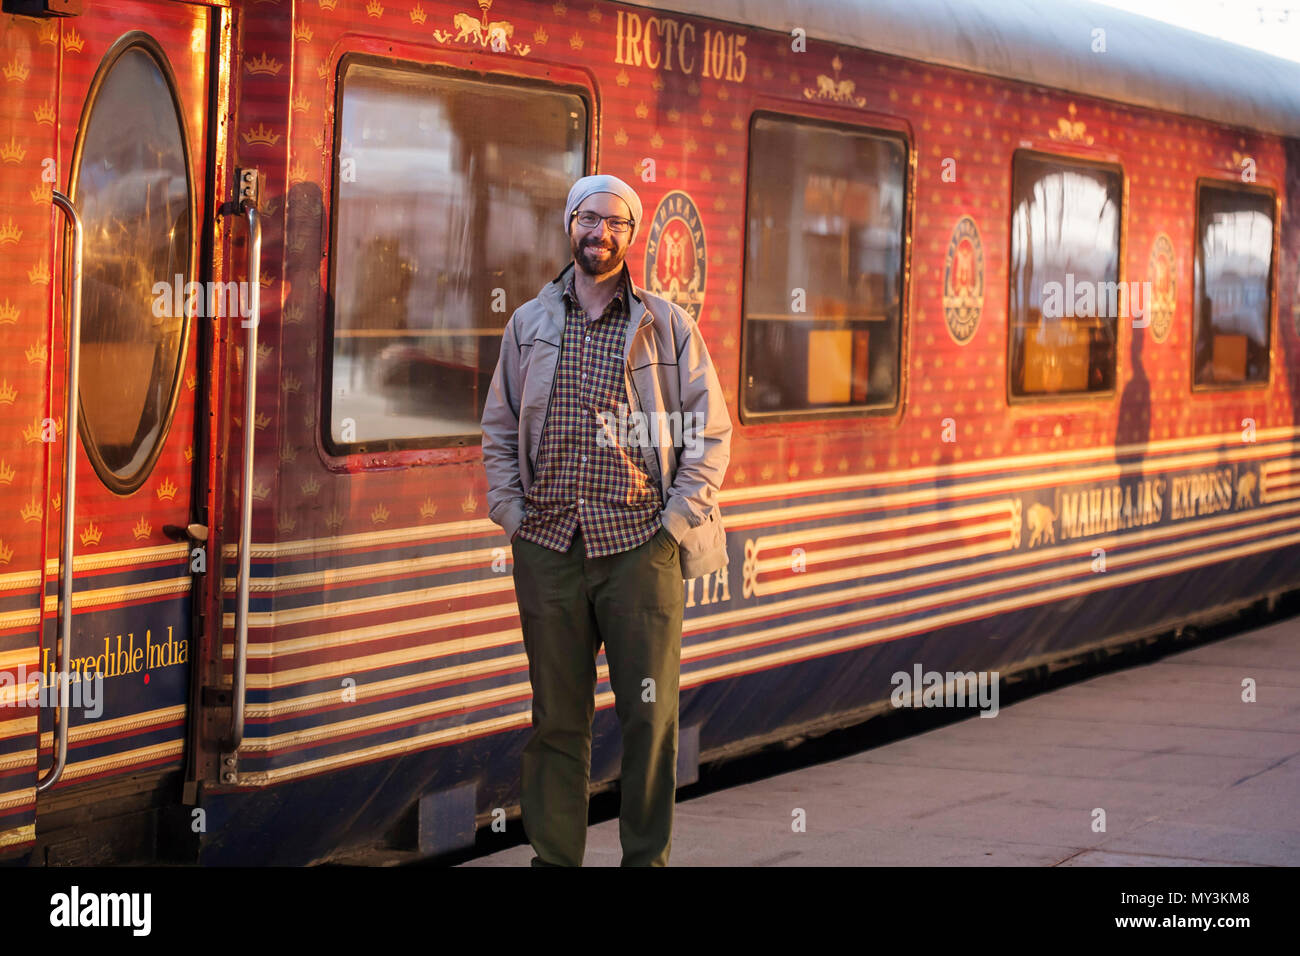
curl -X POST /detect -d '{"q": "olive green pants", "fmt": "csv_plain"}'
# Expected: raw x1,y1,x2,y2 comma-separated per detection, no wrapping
511,524,684,866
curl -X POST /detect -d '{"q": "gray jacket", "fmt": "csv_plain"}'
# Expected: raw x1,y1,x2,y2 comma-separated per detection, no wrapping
480,262,732,579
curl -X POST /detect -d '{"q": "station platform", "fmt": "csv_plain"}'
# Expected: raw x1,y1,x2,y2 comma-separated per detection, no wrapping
460,614,1300,866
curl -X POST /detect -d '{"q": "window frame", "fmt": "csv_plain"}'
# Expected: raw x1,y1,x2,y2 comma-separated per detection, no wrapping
67,31,197,496
321,51,592,457
1189,176,1278,394
737,108,912,425
1005,148,1127,406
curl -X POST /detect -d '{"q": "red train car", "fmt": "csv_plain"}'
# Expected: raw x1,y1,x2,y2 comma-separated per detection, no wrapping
1,0,1298,864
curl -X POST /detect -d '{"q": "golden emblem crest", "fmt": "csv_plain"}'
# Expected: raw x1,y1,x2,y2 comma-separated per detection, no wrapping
1048,103,1093,146
1146,233,1175,343
434,1,531,56
943,216,984,345
644,191,707,321
802,56,865,108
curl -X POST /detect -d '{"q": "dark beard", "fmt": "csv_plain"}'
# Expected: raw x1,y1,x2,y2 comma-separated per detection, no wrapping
573,236,625,277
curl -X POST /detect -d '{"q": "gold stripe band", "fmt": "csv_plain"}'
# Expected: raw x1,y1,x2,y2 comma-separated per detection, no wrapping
231,517,1300,772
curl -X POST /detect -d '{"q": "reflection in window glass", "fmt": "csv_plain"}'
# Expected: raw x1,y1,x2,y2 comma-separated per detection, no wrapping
75,44,191,491
742,114,906,417
1194,185,1274,385
1009,153,1121,397
329,59,587,447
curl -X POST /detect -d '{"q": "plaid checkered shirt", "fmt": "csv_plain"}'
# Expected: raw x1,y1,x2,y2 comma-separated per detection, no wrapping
515,267,663,557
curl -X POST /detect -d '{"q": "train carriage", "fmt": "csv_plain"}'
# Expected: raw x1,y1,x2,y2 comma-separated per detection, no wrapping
0,0,1298,864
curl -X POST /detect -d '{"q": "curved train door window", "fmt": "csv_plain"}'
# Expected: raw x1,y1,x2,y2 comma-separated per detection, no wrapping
326,55,588,452
1008,152,1122,399
741,112,907,421
70,37,194,494
1192,181,1276,388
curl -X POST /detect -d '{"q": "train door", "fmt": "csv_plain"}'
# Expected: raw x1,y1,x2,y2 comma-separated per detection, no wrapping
33,0,217,855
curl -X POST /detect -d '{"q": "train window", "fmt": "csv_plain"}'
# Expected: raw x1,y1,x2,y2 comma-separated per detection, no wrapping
71,39,193,494
1008,152,1122,399
740,112,907,420
326,56,588,451
1192,182,1275,387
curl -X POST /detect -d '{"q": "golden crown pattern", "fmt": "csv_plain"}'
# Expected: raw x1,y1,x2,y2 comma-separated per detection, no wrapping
3,58,31,82
1,137,27,164
245,52,283,76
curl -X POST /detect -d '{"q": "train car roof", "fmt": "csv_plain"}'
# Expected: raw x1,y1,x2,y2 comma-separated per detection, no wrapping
624,0,1300,139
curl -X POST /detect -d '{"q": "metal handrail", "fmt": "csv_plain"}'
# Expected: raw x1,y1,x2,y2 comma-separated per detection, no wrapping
38,191,83,793
220,200,260,775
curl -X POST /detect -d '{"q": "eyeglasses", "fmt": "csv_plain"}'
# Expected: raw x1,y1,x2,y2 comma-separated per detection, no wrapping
572,210,634,235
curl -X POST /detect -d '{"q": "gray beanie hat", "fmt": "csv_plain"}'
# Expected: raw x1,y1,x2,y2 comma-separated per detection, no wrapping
564,174,643,245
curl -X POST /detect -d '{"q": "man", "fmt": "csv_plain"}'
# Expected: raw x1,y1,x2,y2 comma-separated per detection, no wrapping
480,174,731,866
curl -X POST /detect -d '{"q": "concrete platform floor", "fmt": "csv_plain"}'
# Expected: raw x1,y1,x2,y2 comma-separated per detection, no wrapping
460,615,1300,866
